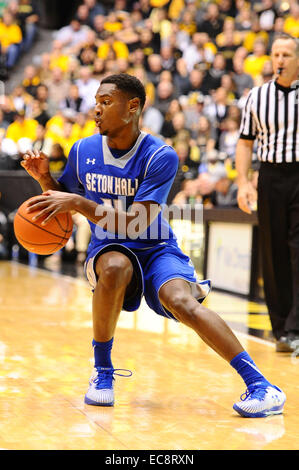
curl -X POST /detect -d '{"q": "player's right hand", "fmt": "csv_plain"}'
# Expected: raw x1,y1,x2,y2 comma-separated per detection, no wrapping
237,181,257,214
21,149,50,181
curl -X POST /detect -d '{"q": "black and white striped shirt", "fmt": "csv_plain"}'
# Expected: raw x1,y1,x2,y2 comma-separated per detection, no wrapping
239,80,299,163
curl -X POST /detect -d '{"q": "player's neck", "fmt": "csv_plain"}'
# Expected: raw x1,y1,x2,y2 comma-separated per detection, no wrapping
106,126,141,151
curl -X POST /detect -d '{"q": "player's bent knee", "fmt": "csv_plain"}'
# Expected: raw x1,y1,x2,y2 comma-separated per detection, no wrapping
96,252,133,290
161,291,198,323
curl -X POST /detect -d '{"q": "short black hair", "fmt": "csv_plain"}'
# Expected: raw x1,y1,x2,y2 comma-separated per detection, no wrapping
101,73,146,110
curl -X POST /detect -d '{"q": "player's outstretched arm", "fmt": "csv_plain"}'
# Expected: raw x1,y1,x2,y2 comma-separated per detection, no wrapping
21,150,64,192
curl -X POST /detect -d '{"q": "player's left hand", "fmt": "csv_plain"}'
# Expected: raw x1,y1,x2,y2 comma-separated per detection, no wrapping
26,190,79,225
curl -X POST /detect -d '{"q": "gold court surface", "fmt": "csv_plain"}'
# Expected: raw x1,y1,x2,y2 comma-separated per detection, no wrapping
0,260,298,451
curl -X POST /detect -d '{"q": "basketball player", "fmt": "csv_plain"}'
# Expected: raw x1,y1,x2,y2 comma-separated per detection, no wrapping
21,73,285,417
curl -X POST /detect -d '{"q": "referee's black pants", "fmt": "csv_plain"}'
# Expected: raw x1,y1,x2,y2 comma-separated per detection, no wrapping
258,162,299,340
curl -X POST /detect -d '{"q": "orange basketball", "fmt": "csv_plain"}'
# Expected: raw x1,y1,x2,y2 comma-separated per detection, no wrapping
13,196,73,255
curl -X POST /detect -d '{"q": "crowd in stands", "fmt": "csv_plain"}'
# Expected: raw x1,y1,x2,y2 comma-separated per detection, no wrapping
0,0,298,260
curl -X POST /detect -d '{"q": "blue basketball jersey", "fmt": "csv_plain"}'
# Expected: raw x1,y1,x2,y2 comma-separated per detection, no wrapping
58,131,179,250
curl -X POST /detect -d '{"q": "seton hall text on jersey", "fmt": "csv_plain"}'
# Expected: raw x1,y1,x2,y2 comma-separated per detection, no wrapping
85,172,139,196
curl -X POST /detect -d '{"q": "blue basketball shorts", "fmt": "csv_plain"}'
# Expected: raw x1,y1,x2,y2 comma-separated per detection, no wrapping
84,241,211,321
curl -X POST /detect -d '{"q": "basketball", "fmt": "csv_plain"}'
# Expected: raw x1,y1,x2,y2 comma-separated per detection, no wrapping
13,196,73,255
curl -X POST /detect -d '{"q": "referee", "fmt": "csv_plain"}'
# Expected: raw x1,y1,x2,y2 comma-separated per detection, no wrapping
236,33,299,352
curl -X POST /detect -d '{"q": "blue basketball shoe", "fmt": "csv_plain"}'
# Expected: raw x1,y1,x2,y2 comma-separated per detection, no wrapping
84,367,132,406
233,382,286,418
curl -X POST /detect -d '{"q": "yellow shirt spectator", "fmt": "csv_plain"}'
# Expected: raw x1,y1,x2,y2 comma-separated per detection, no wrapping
74,119,96,139
283,15,299,38
49,54,70,73
243,54,271,79
243,31,269,52
45,114,65,142
45,114,81,148
104,20,123,33
6,115,38,142
57,133,78,157
97,39,129,60
168,0,185,21
0,17,22,49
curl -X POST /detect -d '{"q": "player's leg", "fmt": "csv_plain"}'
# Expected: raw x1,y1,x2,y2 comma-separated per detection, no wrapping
159,279,286,417
85,250,134,406
159,278,244,361
92,250,134,342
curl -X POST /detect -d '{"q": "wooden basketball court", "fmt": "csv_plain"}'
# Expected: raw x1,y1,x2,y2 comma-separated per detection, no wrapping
0,260,298,450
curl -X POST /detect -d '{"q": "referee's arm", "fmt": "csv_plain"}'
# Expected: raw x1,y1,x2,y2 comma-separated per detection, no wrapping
235,138,257,214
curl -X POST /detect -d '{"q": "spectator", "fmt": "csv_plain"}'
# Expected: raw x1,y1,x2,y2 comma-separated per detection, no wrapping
38,52,52,82
220,74,237,103
192,115,216,159
32,123,53,155
232,53,254,98
218,0,236,19
204,87,229,135
216,19,242,71
75,66,100,113
77,29,98,66
201,53,227,94
60,84,84,114
154,79,176,116
35,84,57,118
146,53,163,87
0,95,16,124
44,67,71,113
183,32,215,72
130,65,155,104
187,67,206,98
172,178,202,207
55,18,90,53
218,116,240,160
173,57,190,96
183,93,206,134
114,15,140,52
198,149,227,184
55,118,79,157
210,169,238,208
93,14,107,40
0,9,22,70
97,30,130,60
84,0,106,28
257,0,279,33
22,65,40,97
283,1,299,38
242,15,269,53
49,40,71,73
48,142,67,173
243,38,271,81
235,3,253,32
260,59,274,84
160,44,176,72
29,99,50,127
141,96,164,135
198,3,224,39
5,109,38,141
9,85,32,113
75,4,90,27
161,99,183,138
14,0,39,52
138,27,161,61
73,111,96,139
